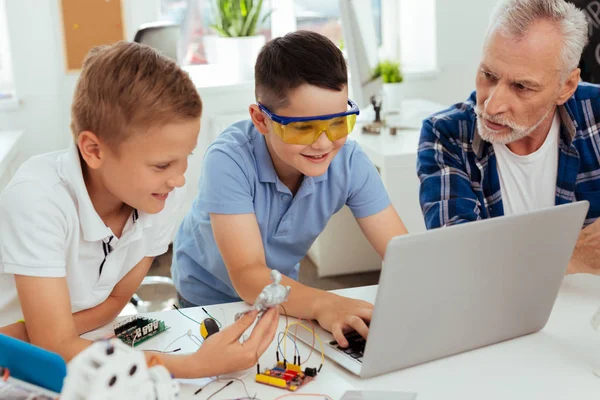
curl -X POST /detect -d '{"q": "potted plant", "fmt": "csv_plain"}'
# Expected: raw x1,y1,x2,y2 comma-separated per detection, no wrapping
372,60,404,109
207,0,272,81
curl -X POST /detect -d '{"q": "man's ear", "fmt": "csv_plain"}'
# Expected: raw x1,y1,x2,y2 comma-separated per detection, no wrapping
249,105,270,136
77,131,105,170
557,68,580,105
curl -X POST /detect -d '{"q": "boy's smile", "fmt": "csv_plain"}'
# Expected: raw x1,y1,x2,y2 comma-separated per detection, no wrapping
151,191,171,202
301,151,331,163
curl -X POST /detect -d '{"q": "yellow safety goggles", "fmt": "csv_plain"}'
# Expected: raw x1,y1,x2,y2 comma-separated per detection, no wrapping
258,100,360,145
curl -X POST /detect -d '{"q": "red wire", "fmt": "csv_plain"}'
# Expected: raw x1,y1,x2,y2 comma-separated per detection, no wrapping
294,318,300,358
296,318,316,365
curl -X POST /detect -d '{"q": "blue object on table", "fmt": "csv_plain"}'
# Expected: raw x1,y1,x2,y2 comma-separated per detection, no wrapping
0,333,67,393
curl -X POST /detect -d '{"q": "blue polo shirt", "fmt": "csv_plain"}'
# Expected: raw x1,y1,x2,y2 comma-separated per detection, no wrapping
172,120,390,306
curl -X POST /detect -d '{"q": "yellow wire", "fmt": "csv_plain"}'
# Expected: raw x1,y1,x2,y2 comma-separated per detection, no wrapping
283,322,326,366
284,323,287,362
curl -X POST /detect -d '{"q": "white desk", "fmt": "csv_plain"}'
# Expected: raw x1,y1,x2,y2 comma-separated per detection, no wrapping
86,275,600,399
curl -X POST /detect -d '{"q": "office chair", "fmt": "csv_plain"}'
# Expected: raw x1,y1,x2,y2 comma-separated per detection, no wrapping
133,21,180,63
130,275,177,313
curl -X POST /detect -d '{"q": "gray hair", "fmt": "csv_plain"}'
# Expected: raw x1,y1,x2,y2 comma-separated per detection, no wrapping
487,0,589,78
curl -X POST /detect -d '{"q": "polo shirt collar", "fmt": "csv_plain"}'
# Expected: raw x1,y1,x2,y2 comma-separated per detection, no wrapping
253,132,278,183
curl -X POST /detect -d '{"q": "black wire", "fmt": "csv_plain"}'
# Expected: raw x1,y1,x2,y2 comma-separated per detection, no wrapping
279,304,298,360
143,348,181,353
219,377,254,400
205,380,234,399
222,398,259,400
196,378,259,400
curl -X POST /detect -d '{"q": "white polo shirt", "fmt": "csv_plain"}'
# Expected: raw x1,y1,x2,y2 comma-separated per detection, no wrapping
0,144,184,326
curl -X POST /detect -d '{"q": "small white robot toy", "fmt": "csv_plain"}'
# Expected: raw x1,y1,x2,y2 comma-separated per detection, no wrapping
61,339,179,400
235,269,291,321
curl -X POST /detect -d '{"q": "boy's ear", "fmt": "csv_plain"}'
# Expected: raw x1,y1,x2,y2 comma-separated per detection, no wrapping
77,131,104,169
249,105,270,136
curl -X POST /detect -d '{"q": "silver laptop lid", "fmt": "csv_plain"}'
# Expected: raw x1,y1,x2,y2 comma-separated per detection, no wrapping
360,201,589,378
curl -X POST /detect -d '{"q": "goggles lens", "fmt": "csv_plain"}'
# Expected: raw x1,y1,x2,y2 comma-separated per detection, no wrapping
271,114,358,145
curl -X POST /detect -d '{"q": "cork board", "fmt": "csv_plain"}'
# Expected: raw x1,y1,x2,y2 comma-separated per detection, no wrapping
60,0,125,72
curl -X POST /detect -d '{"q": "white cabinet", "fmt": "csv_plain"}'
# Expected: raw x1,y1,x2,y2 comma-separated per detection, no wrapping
0,131,24,192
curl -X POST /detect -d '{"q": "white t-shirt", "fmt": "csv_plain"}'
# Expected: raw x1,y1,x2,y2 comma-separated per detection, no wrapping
493,112,560,216
0,144,184,326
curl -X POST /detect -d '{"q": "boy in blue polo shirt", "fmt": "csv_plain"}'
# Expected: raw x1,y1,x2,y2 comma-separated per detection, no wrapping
173,31,408,347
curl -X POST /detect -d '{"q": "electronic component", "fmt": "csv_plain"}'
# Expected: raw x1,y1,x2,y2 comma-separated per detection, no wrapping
200,318,219,339
256,362,315,391
113,316,169,347
254,316,324,392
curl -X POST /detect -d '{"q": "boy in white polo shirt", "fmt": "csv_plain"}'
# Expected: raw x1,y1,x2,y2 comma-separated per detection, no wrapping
0,41,278,378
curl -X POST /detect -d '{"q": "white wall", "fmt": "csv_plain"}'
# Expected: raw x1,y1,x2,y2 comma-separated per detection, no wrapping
0,0,160,162
0,0,65,158
400,0,498,106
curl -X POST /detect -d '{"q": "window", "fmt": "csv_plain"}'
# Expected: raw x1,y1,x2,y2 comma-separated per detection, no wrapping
397,0,436,73
293,0,382,49
161,0,437,74
161,0,272,65
0,0,15,100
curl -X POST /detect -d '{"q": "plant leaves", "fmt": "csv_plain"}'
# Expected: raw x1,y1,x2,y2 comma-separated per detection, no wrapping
241,0,262,36
372,60,403,83
210,0,270,37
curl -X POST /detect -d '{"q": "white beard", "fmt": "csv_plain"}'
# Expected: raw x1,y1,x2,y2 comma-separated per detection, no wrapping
475,104,554,145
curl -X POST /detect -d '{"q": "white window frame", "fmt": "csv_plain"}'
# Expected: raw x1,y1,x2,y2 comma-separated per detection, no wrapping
394,0,437,75
0,0,17,109
272,0,438,79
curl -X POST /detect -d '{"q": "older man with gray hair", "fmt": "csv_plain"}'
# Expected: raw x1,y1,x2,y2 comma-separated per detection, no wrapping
417,0,600,274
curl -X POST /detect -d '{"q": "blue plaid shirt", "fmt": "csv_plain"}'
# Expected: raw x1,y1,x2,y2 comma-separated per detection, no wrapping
417,82,600,229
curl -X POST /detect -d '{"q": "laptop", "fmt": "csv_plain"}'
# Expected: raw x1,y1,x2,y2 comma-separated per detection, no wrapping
294,201,589,378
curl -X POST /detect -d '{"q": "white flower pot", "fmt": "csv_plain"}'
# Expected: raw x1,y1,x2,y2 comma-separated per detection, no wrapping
214,35,266,82
203,35,219,64
382,82,404,111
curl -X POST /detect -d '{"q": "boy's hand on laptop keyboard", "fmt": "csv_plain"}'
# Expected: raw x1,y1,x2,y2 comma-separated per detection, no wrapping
314,293,373,348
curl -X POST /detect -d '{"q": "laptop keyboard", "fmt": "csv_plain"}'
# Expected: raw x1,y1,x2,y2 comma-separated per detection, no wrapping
329,331,366,363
